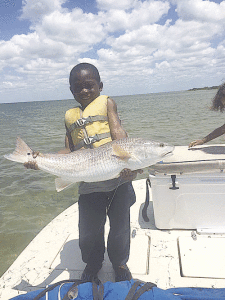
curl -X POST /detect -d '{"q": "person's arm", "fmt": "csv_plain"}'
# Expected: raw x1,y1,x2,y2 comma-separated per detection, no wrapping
107,97,128,140
57,130,73,154
189,123,225,147
107,97,143,179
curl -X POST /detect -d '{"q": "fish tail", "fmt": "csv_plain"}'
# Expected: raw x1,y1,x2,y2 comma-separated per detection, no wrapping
4,137,33,164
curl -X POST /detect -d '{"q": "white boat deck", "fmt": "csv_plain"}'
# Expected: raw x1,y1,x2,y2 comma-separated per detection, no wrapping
1,179,225,299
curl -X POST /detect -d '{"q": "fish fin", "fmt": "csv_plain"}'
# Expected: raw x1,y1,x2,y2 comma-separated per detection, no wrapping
112,144,131,161
4,137,33,164
112,144,142,163
55,178,74,192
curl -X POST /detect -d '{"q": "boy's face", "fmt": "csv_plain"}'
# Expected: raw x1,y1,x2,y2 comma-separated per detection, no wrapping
70,69,103,108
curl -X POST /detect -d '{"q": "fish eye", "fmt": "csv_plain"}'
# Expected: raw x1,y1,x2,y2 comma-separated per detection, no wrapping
159,143,164,147
27,152,31,155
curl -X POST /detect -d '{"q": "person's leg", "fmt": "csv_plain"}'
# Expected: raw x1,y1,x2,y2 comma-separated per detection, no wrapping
107,182,136,281
78,192,108,280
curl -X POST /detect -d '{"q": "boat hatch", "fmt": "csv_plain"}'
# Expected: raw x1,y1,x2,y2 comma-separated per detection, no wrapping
178,236,225,279
128,232,150,275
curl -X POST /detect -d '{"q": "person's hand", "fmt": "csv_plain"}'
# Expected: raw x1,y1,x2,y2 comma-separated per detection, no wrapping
120,168,143,181
23,151,40,170
24,161,39,170
189,139,204,148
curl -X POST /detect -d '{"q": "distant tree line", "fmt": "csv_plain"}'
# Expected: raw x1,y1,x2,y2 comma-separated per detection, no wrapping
188,86,219,91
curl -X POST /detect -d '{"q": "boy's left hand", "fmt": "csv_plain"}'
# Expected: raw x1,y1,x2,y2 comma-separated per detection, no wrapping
120,168,143,181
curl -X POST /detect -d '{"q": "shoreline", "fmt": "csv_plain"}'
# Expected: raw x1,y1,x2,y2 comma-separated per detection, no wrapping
188,86,219,91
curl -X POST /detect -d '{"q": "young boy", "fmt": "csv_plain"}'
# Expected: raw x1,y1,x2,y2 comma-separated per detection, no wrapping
64,63,139,282
24,62,139,282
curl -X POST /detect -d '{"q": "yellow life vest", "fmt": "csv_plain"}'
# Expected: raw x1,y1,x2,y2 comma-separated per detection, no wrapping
65,95,112,149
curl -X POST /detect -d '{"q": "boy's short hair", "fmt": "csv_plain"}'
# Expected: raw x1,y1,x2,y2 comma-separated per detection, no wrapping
69,63,101,85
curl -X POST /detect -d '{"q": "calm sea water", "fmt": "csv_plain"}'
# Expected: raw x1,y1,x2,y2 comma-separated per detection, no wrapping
0,90,224,277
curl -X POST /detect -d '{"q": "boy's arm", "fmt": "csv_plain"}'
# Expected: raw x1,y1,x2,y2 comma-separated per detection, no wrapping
57,129,73,154
57,135,71,154
107,97,143,179
107,97,128,140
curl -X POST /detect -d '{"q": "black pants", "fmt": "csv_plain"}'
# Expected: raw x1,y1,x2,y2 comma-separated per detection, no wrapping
78,182,136,269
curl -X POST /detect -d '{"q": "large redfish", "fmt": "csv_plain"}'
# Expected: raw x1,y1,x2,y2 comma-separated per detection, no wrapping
4,137,174,192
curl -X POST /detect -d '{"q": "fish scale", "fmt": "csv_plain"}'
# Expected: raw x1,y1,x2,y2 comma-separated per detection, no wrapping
4,137,174,192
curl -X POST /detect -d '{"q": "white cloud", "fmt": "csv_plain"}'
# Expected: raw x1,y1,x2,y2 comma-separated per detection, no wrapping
95,0,225,94
38,9,106,47
103,16,222,66
1,0,225,102
0,40,21,60
101,1,170,31
3,81,13,88
156,60,170,69
2,81,27,89
174,0,225,23
0,5,107,94
96,0,137,10
20,0,67,22
105,24,165,51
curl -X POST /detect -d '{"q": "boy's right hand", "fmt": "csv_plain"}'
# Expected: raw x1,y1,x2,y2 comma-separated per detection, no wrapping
120,168,143,181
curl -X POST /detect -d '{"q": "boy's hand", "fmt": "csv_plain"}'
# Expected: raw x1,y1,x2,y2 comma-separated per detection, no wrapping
120,168,143,181
24,161,39,170
24,151,40,170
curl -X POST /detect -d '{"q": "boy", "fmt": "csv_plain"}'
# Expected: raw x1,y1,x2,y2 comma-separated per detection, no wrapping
66,63,138,282
25,62,139,282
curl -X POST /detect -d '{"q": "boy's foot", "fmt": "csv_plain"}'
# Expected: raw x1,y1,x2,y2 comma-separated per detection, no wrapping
114,264,132,282
81,264,102,283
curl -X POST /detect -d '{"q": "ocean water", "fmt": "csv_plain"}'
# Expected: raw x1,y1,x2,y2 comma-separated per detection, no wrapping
0,90,224,277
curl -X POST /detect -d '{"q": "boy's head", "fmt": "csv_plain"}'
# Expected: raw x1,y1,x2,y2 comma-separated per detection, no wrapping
69,63,103,108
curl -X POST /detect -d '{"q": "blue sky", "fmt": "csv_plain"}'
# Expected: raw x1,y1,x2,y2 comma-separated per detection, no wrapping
0,0,225,103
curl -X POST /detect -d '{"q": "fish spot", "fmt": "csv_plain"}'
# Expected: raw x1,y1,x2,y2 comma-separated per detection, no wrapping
27,153,31,155
159,143,164,147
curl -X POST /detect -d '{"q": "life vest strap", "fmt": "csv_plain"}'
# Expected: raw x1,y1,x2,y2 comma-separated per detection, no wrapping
68,115,108,133
73,132,111,151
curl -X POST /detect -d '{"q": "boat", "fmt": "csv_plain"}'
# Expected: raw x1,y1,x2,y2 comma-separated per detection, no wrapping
1,144,225,299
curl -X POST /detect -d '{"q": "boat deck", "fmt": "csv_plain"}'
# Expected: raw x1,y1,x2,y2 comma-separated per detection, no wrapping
1,179,225,299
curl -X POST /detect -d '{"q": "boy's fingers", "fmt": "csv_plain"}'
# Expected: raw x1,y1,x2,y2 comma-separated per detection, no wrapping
24,161,39,170
120,168,143,180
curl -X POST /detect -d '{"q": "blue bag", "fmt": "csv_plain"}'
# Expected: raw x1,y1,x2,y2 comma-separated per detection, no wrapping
10,280,82,300
9,279,157,300
10,279,225,300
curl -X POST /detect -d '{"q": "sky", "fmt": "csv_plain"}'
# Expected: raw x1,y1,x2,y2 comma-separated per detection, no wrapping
0,0,225,103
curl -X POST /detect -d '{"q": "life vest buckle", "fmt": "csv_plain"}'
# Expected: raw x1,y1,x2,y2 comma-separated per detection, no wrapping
76,118,86,127
83,136,95,145
83,134,100,146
